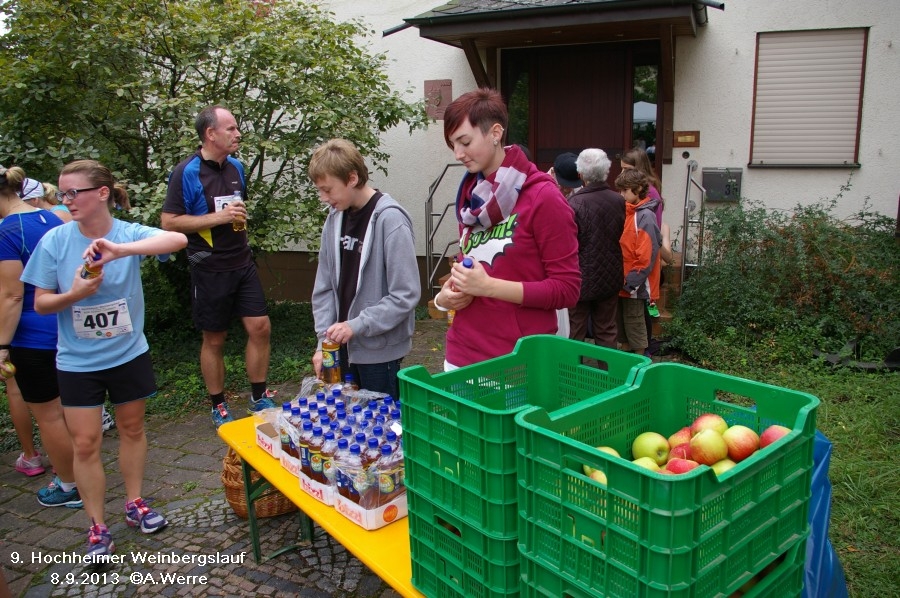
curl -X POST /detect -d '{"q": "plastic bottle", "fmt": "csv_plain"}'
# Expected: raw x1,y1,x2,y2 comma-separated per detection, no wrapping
340,425,354,440
325,395,337,420
375,444,405,507
448,256,474,325
384,429,400,452
341,443,365,503
370,425,385,446
80,252,103,279
332,438,351,498
360,437,383,509
320,431,339,489
342,374,358,393
278,402,292,457
307,426,326,483
231,189,246,232
298,420,314,477
321,339,342,385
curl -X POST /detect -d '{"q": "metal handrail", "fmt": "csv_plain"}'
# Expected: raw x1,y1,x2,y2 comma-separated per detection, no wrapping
424,163,465,298
681,160,707,286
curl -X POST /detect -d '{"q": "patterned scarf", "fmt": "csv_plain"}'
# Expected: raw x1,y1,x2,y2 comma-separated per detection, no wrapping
456,144,530,230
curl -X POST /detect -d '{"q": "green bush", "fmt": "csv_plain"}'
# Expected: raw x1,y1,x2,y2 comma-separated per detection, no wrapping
666,198,900,370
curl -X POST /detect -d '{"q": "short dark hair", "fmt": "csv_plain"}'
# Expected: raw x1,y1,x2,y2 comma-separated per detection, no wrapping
443,88,507,149
195,105,228,142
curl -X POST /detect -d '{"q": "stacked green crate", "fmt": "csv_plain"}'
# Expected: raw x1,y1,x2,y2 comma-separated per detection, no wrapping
515,362,819,597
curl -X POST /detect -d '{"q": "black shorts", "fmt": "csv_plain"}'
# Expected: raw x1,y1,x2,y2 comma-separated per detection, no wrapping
57,351,157,408
190,264,268,331
8,347,59,404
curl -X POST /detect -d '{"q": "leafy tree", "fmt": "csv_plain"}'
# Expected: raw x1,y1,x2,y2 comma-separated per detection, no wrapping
0,0,428,252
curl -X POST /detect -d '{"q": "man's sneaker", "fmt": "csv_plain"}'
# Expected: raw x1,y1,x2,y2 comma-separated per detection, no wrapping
101,406,116,432
248,389,278,413
15,452,45,476
212,401,234,428
125,497,168,534
86,520,115,561
37,476,83,508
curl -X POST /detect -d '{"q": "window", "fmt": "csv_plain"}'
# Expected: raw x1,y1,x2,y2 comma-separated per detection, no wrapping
750,28,867,167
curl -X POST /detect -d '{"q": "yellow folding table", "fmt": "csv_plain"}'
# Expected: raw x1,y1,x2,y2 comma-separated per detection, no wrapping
218,417,422,597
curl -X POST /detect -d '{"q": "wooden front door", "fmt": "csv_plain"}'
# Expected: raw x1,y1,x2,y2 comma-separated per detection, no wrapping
502,42,660,184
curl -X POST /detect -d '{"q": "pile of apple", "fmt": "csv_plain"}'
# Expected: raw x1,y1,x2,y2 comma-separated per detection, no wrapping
583,413,791,483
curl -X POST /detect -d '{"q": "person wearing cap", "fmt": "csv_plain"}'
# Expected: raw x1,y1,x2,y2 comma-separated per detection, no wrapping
549,151,582,198
566,149,625,348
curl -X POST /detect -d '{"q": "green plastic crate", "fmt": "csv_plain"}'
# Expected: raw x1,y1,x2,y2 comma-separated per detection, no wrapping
408,490,521,598
519,536,807,598
398,335,649,537
515,362,818,596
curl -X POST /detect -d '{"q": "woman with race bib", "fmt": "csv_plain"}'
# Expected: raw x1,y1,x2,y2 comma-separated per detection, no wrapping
22,160,187,560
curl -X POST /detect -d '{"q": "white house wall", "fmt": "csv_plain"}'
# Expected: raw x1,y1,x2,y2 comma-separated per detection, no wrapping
671,0,899,227
323,1,475,258
322,1,900,256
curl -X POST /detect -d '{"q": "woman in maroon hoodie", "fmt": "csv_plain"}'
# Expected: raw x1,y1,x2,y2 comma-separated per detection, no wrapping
432,89,581,368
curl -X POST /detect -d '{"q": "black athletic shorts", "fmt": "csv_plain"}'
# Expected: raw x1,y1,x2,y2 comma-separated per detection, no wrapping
190,263,268,332
57,351,157,408
8,347,59,404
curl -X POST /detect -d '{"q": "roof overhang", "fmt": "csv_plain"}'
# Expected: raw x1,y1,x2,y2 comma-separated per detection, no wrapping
400,0,719,50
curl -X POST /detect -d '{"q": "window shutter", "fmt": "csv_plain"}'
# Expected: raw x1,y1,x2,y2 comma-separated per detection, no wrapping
751,29,866,166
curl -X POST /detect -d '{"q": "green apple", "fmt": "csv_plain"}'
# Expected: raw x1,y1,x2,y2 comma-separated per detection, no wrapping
596,446,620,458
711,458,737,475
583,463,596,476
632,456,661,471
0,360,15,379
631,431,669,466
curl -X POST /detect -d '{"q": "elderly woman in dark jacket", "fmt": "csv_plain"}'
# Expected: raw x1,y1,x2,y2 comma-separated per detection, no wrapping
566,149,625,348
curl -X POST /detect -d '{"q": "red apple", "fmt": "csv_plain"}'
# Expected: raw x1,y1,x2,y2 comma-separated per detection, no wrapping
690,413,728,436
722,425,760,462
632,457,661,471
657,468,676,475
711,458,737,475
668,443,692,461
589,469,607,485
667,426,692,449
665,458,700,474
631,432,670,466
690,429,728,465
759,425,791,449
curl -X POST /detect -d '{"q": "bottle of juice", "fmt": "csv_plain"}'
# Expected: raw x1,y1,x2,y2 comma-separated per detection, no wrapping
306,401,319,422
321,339,342,385
370,425,385,446
375,444,405,507
321,430,340,490
287,406,303,458
278,402,292,456
384,429,400,452
325,395,337,420
342,443,365,504
340,425,354,440
360,437,383,509
333,438,351,499
308,426,326,483
298,420,314,477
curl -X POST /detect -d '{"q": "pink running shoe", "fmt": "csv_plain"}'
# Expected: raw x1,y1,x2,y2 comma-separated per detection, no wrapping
15,452,45,476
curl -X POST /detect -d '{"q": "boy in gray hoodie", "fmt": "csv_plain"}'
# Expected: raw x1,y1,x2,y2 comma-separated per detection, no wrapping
308,139,420,398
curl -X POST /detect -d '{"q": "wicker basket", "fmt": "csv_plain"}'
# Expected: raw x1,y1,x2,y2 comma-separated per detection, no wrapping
221,448,297,519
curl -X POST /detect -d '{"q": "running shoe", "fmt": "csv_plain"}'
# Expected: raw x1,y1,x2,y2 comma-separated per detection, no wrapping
248,389,278,413
86,520,115,561
101,405,116,432
15,451,45,476
125,497,168,534
37,476,83,508
212,401,234,428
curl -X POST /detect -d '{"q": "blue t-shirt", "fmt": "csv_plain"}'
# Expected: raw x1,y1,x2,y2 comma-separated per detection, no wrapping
0,210,63,349
21,219,163,372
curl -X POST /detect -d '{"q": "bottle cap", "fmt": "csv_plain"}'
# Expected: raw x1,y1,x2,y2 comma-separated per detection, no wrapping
291,407,301,415
462,256,474,268
338,438,349,449
324,431,334,440
303,421,313,430
350,444,361,454
381,444,393,455
367,437,379,448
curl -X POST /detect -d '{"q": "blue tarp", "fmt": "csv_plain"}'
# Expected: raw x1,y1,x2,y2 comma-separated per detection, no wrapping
803,431,849,598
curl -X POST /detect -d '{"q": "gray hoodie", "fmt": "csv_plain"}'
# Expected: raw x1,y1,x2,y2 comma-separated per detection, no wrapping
311,192,420,364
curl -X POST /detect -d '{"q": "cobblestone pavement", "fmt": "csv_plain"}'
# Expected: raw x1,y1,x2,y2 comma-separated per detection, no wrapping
1,319,449,598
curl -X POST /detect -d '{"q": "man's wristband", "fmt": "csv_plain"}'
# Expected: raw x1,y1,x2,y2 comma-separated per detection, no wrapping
0,344,10,351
